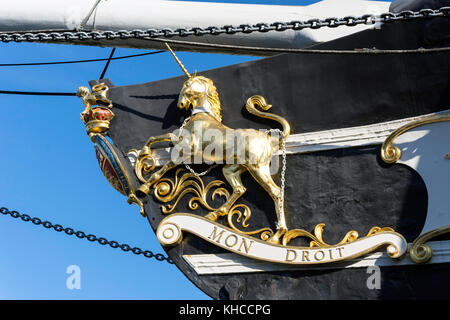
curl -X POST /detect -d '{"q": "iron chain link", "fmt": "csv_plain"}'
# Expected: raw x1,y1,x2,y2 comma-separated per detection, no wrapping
0,206,173,264
0,7,448,43
178,116,219,177
267,129,287,218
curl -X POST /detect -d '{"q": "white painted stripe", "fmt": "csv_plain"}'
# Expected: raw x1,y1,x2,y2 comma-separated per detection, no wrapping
127,110,450,166
183,240,450,275
281,110,450,154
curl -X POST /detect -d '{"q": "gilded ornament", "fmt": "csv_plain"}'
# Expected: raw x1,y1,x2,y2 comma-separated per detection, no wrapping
381,112,450,163
77,83,115,138
153,168,229,214
410,225,450,264
76,83,145,217
381,112,450,263
282,224,395,247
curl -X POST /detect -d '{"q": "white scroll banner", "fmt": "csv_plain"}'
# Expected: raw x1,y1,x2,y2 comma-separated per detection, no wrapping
157,213,408,265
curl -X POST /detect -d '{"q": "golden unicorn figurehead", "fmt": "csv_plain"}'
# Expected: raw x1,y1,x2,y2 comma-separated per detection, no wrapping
178,76,222,122
136,43,293,244
164,43,222,122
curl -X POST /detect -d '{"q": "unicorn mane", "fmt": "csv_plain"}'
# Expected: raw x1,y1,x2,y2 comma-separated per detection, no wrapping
194,76,222,122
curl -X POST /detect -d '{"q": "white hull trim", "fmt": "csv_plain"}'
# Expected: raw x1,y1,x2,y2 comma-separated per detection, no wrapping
128,110,450,166
184,240,450,275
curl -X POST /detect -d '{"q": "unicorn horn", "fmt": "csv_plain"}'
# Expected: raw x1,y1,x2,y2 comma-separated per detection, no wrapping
164,42,191,78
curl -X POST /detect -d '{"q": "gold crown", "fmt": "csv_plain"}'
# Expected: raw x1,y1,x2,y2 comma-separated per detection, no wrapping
82,106,115,134
77,83,115,136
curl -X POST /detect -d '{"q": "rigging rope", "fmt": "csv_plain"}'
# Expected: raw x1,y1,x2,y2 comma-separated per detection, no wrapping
0,50,165,95
78,0,103,31
155,38,450,55
99,47,116,79
0,50,164,67
1,43,449,96
0,90,77,96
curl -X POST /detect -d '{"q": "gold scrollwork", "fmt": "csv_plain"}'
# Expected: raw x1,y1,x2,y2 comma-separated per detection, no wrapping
148,168,274,240
153,168,229,214
127,193,145,217
410,225,450,264
282,224,394,247
134,152,157,184
381,113,450,163
145,166,401,247
227,204,274,241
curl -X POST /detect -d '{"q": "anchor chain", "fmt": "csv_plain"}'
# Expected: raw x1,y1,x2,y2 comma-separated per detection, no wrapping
0,206,173,264
0,7,448,43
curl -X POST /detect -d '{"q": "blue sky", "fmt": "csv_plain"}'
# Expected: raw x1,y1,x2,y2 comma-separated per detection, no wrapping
0,0,390,300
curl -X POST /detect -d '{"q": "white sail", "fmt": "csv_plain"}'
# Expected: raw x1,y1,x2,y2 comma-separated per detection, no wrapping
0,0,390,55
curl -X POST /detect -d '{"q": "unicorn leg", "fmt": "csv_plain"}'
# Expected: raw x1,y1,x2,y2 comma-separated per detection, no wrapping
205,164,247,221
136,160,177,197
246,164,287,244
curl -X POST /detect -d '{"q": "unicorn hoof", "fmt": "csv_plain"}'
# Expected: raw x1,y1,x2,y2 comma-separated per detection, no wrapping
266,228,287,245
267,234,281,245
205,212,219,221
136,184,151,197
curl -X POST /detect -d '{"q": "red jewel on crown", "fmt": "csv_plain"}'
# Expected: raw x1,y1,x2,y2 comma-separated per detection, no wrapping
83,106,115,134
